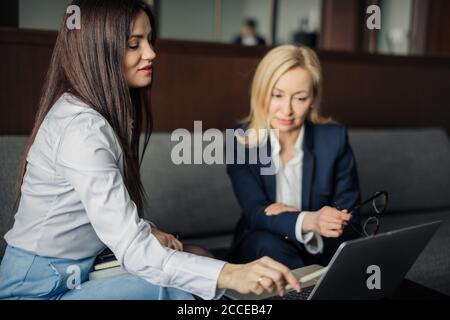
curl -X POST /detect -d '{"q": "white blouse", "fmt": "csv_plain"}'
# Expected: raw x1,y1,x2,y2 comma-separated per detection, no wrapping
270,127,324,255
5,93,225,300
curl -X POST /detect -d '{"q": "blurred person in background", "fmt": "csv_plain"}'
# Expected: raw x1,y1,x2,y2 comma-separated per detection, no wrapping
234,18,266,46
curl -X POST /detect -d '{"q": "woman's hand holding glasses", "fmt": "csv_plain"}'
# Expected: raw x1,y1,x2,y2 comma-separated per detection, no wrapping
263,191,388,238
264,203,352,238
302,206,352,238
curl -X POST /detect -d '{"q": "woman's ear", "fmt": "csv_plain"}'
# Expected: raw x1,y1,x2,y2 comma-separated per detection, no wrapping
309,99,315,110
310,95,316,109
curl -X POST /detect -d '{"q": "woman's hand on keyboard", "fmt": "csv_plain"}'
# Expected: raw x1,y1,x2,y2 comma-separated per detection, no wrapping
217,256,300,296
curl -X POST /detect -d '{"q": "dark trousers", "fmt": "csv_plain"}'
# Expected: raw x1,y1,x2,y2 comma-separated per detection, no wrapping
228,230,333,269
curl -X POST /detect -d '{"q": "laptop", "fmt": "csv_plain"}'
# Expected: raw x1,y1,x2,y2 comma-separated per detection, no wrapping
225,221,441,300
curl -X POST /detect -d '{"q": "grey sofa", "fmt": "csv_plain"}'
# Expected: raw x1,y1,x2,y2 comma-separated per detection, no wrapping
1,128,449,296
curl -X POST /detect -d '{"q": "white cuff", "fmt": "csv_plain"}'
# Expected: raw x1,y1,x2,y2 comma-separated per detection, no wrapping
295,212,314,243
295,212,324,255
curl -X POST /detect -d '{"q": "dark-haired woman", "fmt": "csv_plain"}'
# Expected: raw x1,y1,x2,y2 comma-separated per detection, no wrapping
0,0,299,300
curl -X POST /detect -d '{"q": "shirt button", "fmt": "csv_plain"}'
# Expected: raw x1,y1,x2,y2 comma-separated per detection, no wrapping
285,236,289,240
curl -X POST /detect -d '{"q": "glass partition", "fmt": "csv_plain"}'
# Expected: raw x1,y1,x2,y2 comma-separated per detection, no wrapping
7,0,444,57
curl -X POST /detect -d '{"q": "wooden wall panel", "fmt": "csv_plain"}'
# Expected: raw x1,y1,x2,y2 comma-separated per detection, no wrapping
318,51,450,130
1,28,450,136
151,44,261,131
0,28,55,135
427,0,450,57
320,0,363,52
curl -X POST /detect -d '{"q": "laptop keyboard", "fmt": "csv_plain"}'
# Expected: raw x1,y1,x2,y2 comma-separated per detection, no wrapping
267,286,314,300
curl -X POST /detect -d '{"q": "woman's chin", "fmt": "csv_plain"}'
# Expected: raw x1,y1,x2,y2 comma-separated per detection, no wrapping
129,82,152,89
271,124,301,133
128,77,152,89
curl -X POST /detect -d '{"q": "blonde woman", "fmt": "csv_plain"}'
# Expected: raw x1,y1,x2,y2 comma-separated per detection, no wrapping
227,45,361,269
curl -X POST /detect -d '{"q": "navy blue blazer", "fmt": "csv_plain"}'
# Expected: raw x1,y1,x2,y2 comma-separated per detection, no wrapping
227,121,361,255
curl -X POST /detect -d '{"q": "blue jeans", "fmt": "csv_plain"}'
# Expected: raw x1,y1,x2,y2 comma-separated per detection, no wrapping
0,246,194,300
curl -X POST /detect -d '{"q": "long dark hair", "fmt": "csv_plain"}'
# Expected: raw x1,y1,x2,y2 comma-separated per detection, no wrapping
15,0,156,217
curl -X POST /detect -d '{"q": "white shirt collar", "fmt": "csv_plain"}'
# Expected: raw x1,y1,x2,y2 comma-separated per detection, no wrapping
270,125,305,157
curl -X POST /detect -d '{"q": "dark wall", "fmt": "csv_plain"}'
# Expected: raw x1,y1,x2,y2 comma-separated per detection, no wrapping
0,1,18,28
0,28,55,135
1,28,449,135
428,0,450,57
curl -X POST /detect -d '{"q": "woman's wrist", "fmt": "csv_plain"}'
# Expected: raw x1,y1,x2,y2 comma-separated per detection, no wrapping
302,211,318,233
217,263,238,289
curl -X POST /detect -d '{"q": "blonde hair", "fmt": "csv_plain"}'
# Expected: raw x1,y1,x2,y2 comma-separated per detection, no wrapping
240,45,333,146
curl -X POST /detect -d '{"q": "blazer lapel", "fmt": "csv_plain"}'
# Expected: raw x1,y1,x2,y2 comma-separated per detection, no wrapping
302,121,315,211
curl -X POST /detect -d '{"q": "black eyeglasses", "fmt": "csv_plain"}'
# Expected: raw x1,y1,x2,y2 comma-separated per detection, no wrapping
336,191,388,237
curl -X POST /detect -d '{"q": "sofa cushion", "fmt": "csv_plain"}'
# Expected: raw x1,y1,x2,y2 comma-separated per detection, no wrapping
0,136,28,258
1,129,450,263
349,129,450,214
140,133,241,238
